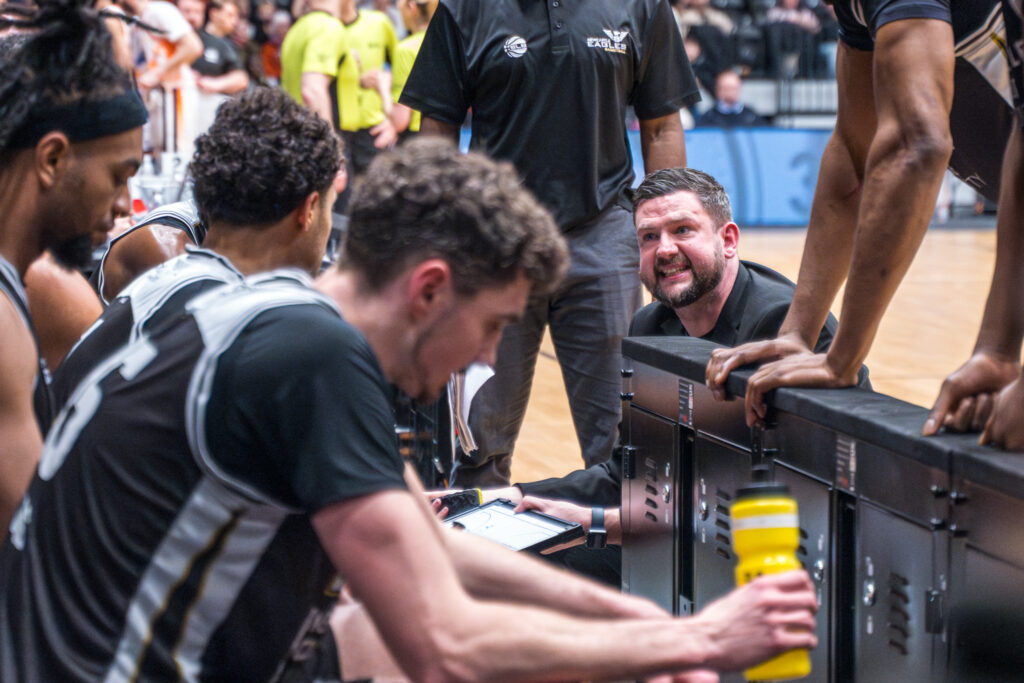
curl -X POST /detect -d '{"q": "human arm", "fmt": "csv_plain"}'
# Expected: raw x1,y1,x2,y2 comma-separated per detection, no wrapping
314,483,817,681
980,370,1024,451
23,254,102,370
100,224,192,302
516,496,622,551
709,22,954,424
300,72,334,123
138,29,203,90
924,125,1024,435
196,68,250,95
639,111,686,172
0,299,44,531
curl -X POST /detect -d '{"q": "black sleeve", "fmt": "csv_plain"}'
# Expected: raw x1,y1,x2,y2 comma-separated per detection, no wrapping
632,0,701,119
397,2,470,125
204,305,406,512
516,440,623,507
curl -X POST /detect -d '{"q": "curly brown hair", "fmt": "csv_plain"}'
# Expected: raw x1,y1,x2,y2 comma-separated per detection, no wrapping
340,137,568,297
189,87,342,227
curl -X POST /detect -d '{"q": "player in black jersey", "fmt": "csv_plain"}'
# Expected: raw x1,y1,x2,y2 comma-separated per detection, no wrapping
706,0,1014,425
0,0,143,530
926,0,1024,450
52,86,342,412
3,138,819,682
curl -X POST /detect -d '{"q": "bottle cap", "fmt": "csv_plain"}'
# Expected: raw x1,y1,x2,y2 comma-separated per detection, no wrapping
736,464,791,499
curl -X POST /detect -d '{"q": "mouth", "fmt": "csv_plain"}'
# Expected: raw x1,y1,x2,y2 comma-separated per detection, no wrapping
657,260,691,283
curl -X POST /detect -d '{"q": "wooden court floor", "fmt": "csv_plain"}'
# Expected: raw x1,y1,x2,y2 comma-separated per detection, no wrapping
511,223,1000,484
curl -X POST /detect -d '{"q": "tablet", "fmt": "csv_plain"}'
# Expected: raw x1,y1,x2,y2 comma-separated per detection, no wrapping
442,499,584,553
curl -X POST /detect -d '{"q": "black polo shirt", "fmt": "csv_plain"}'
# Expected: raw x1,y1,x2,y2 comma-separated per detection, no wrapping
400,0,699,229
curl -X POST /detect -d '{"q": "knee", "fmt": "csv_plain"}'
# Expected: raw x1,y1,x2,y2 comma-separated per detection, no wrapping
877,116,953,174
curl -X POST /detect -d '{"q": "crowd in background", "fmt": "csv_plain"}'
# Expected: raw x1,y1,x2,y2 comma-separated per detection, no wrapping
125,0,838,167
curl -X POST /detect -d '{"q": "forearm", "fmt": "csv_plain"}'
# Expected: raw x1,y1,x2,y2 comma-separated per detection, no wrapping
974,125,1024,356
639,113,686,171
301,73,334,123
828,131,951,376
202,69,249,94
156,33,203,80
778,132,861,347
443,525,661,619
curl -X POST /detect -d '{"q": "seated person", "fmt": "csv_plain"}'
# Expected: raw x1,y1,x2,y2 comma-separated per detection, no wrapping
440,167,869,585
697,70,768,128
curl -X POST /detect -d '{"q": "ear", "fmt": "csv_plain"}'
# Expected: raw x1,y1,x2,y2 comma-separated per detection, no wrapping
720,221,739,259
406,258,452,321
295,190,321,233
34,132,73,191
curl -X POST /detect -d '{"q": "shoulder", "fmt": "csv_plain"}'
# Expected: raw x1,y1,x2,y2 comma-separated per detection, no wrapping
629,301,675,335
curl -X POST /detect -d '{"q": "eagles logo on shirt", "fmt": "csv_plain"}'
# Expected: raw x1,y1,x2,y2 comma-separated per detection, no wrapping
586,29,629,54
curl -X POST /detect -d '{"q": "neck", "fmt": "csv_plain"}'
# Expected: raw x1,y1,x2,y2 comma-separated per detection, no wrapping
201,221,312,277
0,167,46,278
673,258,739,338
315,267,410,385
205,22,228,37
339,0,357,23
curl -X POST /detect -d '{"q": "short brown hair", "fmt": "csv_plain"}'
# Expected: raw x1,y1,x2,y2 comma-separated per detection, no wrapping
340,138,568,297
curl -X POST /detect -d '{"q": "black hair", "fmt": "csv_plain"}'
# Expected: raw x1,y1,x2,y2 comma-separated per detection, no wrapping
632,167,733,227
0,0,135,156
189,86,342,227
341,137,568,297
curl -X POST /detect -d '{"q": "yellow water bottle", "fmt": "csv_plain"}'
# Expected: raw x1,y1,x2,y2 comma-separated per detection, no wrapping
731,466,811,681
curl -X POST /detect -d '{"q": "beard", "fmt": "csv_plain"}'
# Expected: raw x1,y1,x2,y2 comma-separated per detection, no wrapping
49,233,96,272
648,249,725,310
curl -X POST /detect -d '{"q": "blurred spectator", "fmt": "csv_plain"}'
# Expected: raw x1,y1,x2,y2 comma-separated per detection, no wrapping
672,0,733,80
120,0,203,156
389,0,437,139
684,35,715,91
339,0,398,174
177,0,205,30
697,70,768,127
762,0,821,78
260,9,290,85
232,10,269,85
362,0,404,38
191,0,249,131
193,0,249,95
95,0,134,67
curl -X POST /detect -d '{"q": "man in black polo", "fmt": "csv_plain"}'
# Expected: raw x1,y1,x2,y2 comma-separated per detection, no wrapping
401,0,700,486
450,168,868,585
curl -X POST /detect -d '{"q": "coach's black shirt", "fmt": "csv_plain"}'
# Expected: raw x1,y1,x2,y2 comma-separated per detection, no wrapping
400,0,699,229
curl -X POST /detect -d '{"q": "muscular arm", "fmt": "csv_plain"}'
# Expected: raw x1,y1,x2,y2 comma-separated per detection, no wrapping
300,72,334,123
639,111,686,171
419,116,460,144
0,299,43,531
405,466,657,619
708,21,954,424
24,254,102,370
314,484,817,681
925,125,1024,434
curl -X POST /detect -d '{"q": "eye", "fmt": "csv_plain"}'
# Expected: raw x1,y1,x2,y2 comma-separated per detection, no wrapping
640,232,657,242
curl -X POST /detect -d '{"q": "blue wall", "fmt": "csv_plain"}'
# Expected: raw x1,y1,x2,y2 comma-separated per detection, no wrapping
461,127,831,227
629,128,831,227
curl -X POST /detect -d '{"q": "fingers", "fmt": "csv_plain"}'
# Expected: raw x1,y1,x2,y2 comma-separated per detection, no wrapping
923,382,960,435
971,393,994,432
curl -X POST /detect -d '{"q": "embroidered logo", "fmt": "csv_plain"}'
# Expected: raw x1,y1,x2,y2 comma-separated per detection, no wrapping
504,35,528,58
586,28,629,54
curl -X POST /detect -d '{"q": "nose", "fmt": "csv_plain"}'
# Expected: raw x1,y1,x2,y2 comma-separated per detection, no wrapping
112,184,132,220
476,332,501,368
656,231,679,258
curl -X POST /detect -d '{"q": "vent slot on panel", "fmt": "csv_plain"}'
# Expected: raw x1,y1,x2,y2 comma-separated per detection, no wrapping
887,572,911,656
715,489,733,561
